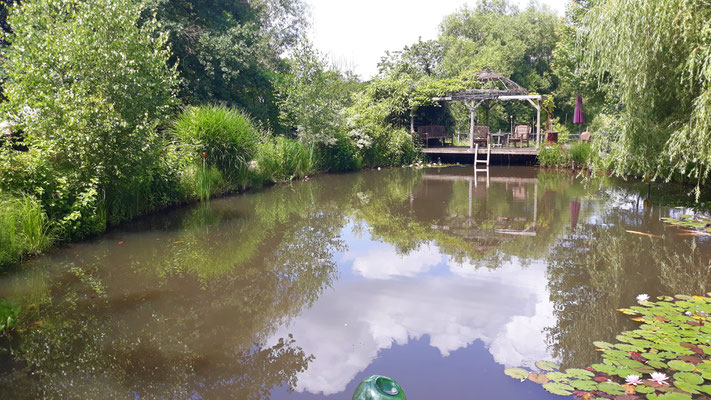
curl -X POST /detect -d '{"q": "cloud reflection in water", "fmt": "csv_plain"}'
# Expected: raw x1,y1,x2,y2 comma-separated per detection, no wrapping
270,235,556,396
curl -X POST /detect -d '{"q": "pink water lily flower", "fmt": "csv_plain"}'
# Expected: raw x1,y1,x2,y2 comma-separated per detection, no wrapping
625,374,642,386
650,372,669,385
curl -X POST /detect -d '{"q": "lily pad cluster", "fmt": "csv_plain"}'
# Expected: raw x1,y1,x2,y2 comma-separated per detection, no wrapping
662,215,711,235
505,294,711,400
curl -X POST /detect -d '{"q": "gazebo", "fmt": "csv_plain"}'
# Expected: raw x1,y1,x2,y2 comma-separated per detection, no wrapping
433,70,543,149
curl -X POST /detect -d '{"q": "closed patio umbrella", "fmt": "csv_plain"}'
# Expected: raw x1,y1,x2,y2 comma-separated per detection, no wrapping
573,94,585,126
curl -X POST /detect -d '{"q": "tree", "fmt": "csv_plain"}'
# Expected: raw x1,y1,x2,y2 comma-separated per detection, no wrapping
437,0,561,131
142,0,308,132
275,41,358,146
377,38,445,79
583,0,711,195
0,0,179,236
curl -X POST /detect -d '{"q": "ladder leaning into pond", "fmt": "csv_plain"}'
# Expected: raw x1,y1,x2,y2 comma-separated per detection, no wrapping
474,142,491,169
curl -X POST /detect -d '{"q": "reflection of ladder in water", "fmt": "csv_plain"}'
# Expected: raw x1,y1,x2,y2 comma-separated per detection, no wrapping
474,142,490,170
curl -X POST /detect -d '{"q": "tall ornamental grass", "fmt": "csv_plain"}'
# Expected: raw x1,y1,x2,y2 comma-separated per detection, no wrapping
256,136,314,182
171,104,259,185
0,194,52,268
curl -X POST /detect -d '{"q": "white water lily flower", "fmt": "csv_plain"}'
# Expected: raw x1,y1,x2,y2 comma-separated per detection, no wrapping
625,374,642,386
636,294,650,303
650,372,669,385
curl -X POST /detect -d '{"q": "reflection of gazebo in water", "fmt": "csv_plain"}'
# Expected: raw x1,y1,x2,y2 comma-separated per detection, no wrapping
432,69,543,149
420,170,540,254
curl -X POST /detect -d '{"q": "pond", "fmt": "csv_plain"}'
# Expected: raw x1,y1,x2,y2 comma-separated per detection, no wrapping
1,166,710,399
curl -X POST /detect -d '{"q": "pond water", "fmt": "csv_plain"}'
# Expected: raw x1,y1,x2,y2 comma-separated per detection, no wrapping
1,166,710,399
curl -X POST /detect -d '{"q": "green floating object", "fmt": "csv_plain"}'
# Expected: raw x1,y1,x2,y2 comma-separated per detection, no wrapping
353,375,406,400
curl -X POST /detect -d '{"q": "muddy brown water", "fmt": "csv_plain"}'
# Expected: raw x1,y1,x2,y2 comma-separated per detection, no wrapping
1,166,709,399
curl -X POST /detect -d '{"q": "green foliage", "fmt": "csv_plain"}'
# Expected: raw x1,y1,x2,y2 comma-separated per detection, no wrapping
316,132,361,173
0,0,180,237
538,145,570,168
0,299,20,334
143,0,307,132
171,104,259,185
0,194,51,267
506,295,711,399
569,142,592,167
276,41,359,146
583,0,711,197
256,135,314,182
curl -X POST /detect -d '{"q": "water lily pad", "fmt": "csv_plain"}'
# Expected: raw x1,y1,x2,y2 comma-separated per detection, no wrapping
667,360,695,371
528,372,549,384
635,385,655,393
542,382,573,396
504,368,529,381
591,363,618,374
570,380,597,390
597,381,625,395
594,341,614,349
673,372,703,385
563,368,592,378
673,381,700,394
545,371,570,381
647,360,668,369
535,361,560,371
647,393,693,400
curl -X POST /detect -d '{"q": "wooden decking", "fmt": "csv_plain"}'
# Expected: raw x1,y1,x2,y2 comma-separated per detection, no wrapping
422,146,538,156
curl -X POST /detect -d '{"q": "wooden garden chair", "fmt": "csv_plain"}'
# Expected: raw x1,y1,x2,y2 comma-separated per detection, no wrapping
472,125,489,147
508,125,531,147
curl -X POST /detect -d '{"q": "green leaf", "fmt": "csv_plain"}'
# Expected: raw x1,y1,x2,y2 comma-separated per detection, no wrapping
542,382,573,396
571,380,597,391
597,381,625,395
635,385,655,393
593,341,614,349
565,368,594,379
667,360,695,371
673,381,700,394
545,372,570,382
673,372,703,385
504,368,529,381
535,361,560,371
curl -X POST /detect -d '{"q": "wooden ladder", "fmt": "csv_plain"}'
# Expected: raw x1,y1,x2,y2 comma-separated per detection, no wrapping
474,142,491,170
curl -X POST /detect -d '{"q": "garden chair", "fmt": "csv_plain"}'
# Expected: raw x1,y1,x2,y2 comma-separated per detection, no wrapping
472,125,489,147
508,125,531,147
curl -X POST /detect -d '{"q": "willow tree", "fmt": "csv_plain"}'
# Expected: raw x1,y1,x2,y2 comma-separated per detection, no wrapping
584,0,711,196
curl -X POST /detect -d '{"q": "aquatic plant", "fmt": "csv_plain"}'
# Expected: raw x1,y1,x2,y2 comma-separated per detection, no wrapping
0,299,21,334
505,294,711,399
0,194,52,267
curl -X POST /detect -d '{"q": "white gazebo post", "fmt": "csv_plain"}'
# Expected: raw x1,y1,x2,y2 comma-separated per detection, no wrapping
536,97,542,148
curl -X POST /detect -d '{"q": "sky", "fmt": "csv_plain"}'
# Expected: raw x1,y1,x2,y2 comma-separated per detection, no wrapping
305,0,570,79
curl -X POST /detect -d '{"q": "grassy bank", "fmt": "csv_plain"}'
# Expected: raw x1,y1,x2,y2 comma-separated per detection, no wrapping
0,104,421,270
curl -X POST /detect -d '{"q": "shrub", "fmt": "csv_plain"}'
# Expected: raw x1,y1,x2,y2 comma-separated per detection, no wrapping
171,104,259,185
538,145,569,168
568,142,592,168
386,129,420,166
0,0,179,237
317,132,361,172
0,194,51,267
256,136,315,182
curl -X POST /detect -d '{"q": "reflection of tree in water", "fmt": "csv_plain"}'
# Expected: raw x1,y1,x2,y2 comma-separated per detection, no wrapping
544,193,711,368
0,181,346,399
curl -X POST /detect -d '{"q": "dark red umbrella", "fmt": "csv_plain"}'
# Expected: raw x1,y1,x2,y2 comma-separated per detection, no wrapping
573,94,585,125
